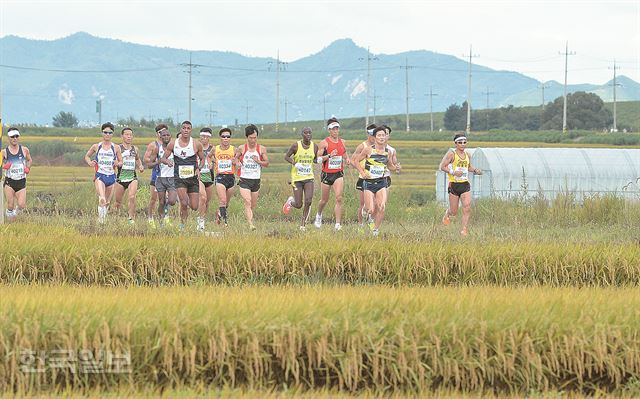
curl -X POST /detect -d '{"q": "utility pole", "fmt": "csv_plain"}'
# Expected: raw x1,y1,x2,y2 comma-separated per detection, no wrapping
463,45,480,134
180,52,202,122
243,100,252,125
610,59,621,133
284,97,288,127
96,98,102,126
372,88,382,124
269,51,287,133
205,104,217,127
559,42,575,134
482,87,495,131
359,47,378,129
425,86,438,132
539,82,550,128
400,57,413,132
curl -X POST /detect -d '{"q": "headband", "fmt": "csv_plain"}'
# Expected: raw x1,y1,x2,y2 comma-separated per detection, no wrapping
327,122,340,129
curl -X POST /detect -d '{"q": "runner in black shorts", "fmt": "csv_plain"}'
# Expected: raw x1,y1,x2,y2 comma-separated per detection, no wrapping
160,120,205,230
2,127,32,220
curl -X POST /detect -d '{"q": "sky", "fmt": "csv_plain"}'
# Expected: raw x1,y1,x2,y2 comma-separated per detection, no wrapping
1,0,639,85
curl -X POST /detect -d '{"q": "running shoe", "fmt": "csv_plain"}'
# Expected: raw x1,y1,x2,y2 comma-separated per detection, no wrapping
249,224,256,231
334,223,342,231
178,223,185,231
197,217,205,232
372,229,380,237
128,218,135,225
282,196,294,215
299,225,306,232
314,214,322,229
460,227,468,237
215,209,221,225
442,209,451,226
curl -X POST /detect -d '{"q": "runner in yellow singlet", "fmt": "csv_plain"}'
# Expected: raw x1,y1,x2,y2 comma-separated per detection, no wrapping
439,133,483,236
282,127,318,231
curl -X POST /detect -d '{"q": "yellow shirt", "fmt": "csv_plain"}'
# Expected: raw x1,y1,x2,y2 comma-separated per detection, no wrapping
448,150,470,183
290,141,315,182
214,145,235,175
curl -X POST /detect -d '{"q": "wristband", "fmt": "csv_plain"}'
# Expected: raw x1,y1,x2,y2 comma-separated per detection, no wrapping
316,157,323,164
447,164,454,174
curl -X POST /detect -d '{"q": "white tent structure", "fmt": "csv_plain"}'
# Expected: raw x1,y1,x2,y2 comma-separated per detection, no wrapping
436,148,640,203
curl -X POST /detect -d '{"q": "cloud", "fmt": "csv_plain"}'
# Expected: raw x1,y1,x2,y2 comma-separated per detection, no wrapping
58,86,75,104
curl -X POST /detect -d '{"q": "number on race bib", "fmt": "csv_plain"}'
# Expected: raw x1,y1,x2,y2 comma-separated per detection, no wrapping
328,156,342,170
369,165,385,179
178,165,195,179
217,159,232,173
296,164,312,176
123,159,136,170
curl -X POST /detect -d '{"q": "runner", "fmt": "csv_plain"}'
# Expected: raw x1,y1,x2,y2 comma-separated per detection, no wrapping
147,126,177,225
235,124,269,230
439,133,483,237
2,127,32,220
211,127,236,226
113,127,144,224
84,122,123,224
196,127,215,231
282,127,317,231
381,124,401,189
312,118,349,231
143,125,165,227
160,120,205,230
350,123,377,227
353,126,399,236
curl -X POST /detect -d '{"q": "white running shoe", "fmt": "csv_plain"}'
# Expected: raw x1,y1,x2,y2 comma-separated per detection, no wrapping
372,229,380,237
334,223,342,231
197,216,205,231
314,213,322,229
282,196,294,215
299,225,306,232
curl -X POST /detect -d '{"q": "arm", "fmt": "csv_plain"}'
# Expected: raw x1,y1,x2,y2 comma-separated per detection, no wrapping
350,142,364,167
353,147,371,178
23,147,33,173
84,144,98,167
390,147,400,173
134,146,144,173
195,141,205,171
468,153,482,175
114,145,123,168
144,142,158,169
439,151,455,175
342,139,351,166
256,146,269,167
315,140,327,164
284,143,298,166
160,141,175,166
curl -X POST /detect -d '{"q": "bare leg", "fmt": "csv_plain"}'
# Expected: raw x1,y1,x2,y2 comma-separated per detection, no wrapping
332,177,344,225
127,180,139,220
460,191,472,233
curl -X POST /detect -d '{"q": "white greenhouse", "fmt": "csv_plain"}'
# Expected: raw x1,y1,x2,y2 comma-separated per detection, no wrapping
436,148,640,203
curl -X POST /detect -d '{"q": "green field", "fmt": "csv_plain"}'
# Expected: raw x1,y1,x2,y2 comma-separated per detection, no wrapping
1,133,640,397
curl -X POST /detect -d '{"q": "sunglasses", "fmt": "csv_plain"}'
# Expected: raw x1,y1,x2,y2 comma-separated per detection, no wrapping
220,135,231,139
102,131,114,135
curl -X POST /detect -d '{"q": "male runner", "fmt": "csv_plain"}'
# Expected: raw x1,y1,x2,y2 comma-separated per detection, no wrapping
235,124,269,230
282,127,317,231
211,127,236,226
196,127,215,231
2,127,32,220
113,127,144,224
146,126,177,225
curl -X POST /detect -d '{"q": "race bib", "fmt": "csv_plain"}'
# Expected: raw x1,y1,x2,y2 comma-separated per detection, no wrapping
8,165,24,180
178,165,195,179
122,158,136,170
369,165,385,179
296,163,312,176
328,156,342,170
455,167,469,181
217,159,232,173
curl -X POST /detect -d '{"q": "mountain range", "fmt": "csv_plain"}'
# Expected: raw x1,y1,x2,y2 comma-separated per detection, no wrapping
1,32,639,126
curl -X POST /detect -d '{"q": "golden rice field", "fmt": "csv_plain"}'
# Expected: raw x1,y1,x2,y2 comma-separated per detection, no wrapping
2,286,640,396
3,136,640,397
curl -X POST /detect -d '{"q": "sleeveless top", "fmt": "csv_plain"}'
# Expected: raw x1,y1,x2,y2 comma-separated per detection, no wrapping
214,145,236,175
238,144,262,179
173,137,197,179
364,145,388,181
117,144,137,182
448,150,469,183
158,145,174,178
96,143,116,176
322,137,346,173
291,141,315,182
5,145,26,181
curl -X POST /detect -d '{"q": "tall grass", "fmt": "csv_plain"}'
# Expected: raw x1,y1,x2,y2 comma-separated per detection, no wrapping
2,286,640,395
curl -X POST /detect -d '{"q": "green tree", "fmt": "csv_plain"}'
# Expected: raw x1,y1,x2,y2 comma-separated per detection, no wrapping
52,111,79,128
542,91,612,130
443,102,467,131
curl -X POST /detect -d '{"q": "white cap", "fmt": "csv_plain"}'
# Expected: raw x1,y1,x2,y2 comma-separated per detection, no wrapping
327,122,340,130
8,130,20,138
